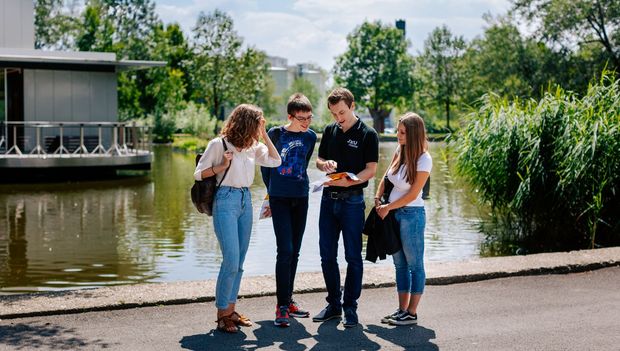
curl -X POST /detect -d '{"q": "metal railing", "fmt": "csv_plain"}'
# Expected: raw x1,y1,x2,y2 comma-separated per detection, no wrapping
0,121,151,157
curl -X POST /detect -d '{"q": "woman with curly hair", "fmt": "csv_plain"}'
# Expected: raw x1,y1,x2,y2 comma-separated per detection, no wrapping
194,104,281,333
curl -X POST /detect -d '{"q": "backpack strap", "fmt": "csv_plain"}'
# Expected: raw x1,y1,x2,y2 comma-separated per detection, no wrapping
216,138,231,187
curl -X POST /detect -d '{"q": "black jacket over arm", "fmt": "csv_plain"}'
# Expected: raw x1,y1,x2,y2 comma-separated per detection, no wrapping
363,208,401,263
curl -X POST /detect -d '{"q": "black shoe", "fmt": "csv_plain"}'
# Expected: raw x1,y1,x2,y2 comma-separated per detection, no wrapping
342,307,358,328
312,304,342,322
388,311,418,325
381,309,404,324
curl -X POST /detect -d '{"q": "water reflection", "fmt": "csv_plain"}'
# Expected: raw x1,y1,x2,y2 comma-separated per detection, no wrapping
0,143,488,293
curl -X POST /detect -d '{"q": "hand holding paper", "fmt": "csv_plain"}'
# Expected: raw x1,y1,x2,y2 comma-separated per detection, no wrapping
259,195,271,219
310,172,360,193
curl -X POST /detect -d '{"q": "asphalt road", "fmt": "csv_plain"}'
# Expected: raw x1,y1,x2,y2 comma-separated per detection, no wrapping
1,267,619,350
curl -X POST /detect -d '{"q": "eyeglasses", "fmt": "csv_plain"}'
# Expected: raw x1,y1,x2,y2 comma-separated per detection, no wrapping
293,115,313,122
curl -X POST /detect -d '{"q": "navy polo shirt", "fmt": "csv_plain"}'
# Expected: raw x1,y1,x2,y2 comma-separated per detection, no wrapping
318,118,379,192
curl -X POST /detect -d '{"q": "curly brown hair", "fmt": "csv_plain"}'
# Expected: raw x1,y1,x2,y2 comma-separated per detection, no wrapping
220,104,263,149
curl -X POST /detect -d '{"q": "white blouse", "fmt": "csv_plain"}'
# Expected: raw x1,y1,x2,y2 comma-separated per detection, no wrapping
193,137,281,187
387,151,432,207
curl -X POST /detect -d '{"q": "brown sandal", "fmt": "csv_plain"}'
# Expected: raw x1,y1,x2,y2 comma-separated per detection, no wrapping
216,314,238,333
231,311,253,327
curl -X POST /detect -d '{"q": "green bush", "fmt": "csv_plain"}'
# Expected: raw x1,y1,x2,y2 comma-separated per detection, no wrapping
151,111,176,143
174,102,221,138
453,72,620,252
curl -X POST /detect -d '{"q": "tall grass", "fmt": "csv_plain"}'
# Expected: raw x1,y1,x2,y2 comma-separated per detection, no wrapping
453,72,620,252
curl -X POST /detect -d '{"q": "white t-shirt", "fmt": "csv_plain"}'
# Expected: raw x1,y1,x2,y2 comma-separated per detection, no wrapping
387,151,432,207
193,137,281,187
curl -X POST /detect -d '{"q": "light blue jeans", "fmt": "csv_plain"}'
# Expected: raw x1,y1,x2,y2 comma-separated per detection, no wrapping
212,186,253,309
392,206,426,294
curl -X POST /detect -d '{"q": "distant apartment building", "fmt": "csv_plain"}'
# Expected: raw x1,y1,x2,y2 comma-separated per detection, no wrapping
267,56,326,118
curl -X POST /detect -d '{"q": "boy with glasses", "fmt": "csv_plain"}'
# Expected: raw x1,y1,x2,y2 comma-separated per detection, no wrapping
261,93,317,327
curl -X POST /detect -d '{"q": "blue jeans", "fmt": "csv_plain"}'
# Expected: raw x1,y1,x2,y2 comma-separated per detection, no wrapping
393,206,426,294
212,186,252,309
318,193,366,309
270,196,309,306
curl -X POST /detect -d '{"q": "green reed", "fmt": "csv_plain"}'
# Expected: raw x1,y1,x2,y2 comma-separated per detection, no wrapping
453,72,620,252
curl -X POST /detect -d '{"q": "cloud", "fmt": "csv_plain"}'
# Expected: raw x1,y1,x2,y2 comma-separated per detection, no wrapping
234,11,345,69
155,0,511,70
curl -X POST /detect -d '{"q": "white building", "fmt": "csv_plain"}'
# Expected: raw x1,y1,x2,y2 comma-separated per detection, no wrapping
267,56,327,118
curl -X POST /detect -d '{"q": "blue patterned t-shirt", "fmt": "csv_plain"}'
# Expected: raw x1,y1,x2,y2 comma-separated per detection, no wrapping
261,126,317,197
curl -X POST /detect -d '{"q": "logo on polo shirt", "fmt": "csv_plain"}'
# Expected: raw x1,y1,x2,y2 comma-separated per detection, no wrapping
347,139,359,148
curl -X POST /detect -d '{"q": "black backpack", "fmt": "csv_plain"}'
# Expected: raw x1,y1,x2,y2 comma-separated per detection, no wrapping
190,139,231,216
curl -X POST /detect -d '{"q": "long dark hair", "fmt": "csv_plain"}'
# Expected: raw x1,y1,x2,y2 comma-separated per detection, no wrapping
390,112,427,183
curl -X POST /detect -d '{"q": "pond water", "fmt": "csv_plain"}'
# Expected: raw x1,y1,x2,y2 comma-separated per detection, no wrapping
0,142,489,294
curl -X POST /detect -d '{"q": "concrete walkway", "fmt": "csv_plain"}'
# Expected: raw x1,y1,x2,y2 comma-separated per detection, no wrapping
1,264,619,350
1,247,619,319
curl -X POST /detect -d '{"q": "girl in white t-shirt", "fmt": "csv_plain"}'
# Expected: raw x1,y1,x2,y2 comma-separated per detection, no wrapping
375,112,432,326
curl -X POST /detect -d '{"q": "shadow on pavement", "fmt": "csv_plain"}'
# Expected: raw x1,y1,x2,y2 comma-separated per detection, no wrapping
311,319,381,351
180,319,312,351
180,328,251,351
0,322,114,350
180,319,313,351
365,323,438,350
252,319,313,350
179,319,438,350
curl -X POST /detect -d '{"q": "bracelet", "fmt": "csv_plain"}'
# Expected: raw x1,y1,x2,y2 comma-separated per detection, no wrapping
211,165,215,174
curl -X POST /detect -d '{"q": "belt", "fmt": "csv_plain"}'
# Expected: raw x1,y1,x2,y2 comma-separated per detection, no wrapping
325,188,364,200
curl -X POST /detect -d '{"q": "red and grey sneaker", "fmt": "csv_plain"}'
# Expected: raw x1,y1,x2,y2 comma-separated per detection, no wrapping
274,305,290,327
288,300,310,318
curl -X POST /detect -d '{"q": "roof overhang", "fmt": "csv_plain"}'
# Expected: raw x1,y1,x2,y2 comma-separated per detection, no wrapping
0,49,166,72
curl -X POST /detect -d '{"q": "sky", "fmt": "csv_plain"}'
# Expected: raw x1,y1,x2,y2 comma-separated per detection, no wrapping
155,0,512,71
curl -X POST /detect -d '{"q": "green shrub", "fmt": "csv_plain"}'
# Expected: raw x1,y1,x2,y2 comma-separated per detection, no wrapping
453,72,620,252
151,111,176,143
174,102,221,138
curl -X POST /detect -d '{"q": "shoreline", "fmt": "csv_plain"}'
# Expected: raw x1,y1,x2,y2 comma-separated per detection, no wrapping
1,247,619,320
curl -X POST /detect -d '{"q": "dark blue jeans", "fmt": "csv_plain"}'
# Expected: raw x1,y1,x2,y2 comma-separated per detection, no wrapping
270,196,309,307
318,193,366,309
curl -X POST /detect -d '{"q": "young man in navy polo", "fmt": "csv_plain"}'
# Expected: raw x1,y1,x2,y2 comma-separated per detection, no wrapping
312,87,379,327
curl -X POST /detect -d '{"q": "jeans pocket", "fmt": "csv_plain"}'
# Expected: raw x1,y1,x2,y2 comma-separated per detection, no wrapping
215,187,232,201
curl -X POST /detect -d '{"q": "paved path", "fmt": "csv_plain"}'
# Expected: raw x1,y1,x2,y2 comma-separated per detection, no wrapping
1,266,618,350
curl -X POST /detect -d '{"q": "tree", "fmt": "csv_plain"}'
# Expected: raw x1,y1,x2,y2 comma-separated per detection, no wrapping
419,25,466,130
75,0,114,52
333,21,415,133
189,10,271,120
147,23,191,112
34,0,80,49
281,77,321,112
511,0,620,70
